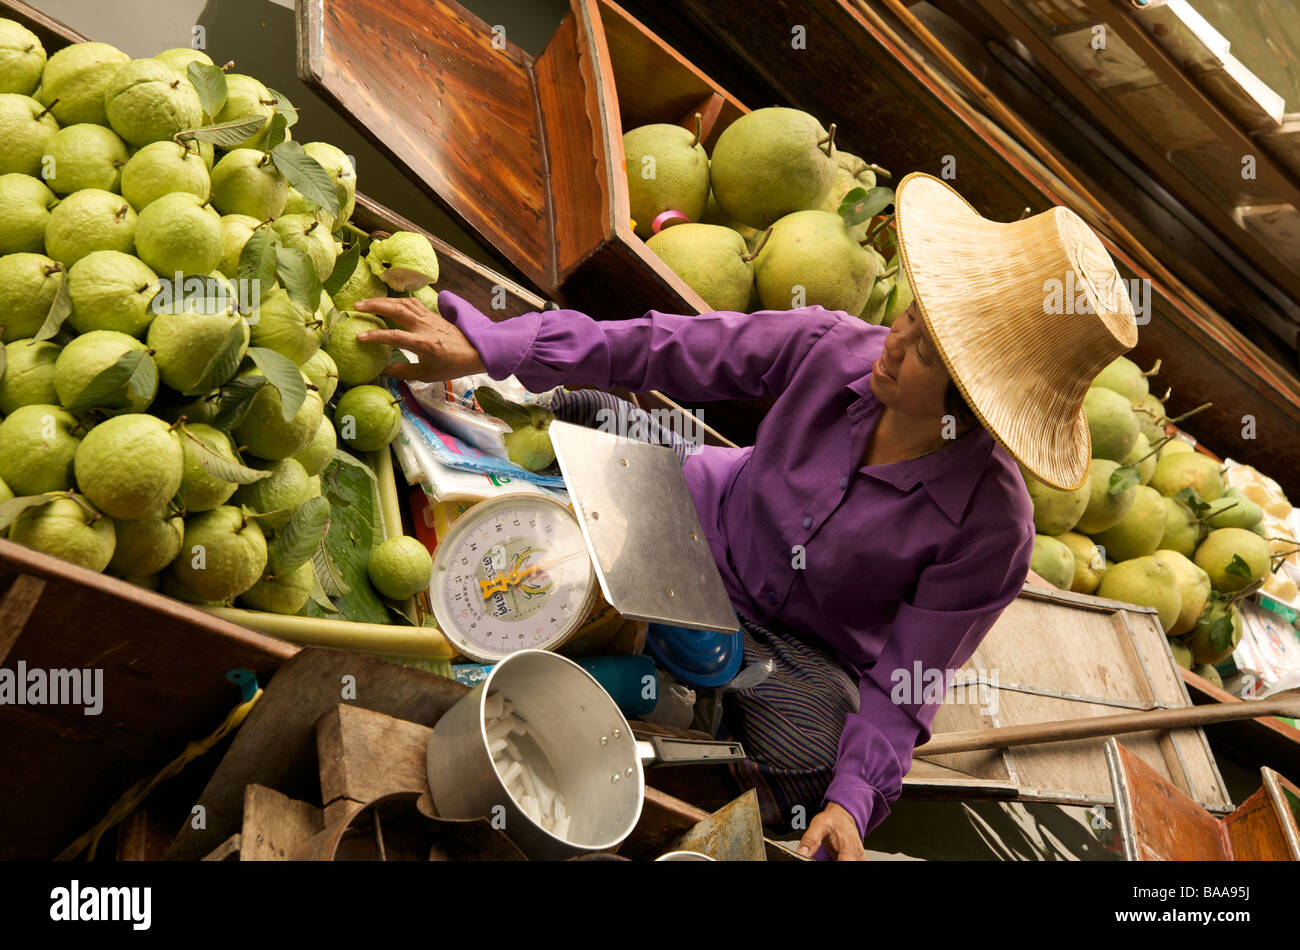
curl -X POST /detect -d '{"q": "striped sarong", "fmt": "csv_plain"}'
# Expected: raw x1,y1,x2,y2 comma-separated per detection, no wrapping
546,389,857,832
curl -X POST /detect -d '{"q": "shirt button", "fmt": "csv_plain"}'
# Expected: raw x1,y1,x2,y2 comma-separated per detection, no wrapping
840,476,849,489
802,515,812,529
766,591,778,605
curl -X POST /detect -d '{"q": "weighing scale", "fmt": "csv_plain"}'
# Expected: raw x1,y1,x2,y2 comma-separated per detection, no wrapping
430,421,739,666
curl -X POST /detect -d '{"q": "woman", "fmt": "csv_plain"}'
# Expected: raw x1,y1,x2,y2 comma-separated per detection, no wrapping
354,173,1139,860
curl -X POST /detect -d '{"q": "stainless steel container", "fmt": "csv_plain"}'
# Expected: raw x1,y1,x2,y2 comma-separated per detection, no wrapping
426,649,743,860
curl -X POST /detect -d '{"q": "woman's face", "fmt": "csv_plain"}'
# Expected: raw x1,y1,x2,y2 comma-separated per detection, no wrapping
869,302,953,418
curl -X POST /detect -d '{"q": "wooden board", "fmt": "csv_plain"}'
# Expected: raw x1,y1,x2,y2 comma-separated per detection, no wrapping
0,542,296,860
240,784,325,862
1181,667,1300,788
167,647,468,860
316,704,432,810
911,582,1234,813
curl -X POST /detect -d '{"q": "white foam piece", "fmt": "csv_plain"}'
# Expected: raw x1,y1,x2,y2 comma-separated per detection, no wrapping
536,778,555,816
519,761,539,800
499,759,523,788
504,738,521,760
486,715,516,743
520,794,542,824
483,692,504,719
553,815,571,840
554,795,567,821
488,737,508,756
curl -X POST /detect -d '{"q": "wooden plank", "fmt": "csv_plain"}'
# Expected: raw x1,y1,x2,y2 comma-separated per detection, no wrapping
666,789,766,861
0,540,295,860
0,573,45,663
200,834,241,862
1181,668,1300,788
1222,785,1296,861
167,647,467,860
1109,739,1230,860
240,785,325,861
315,705,432,809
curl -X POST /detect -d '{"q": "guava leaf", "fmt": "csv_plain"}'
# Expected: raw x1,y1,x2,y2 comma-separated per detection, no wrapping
308,575,339,612
211,373,267,430
127,351,158,402
1224,554,1253,579
1108,465,1140,494
238,225,280,287
328,447,379,484
268,496,331,576
65,349,146,415
270,141,340,218
184,321,248,397
274,245,322,313
187,62,228,118
312,539,351,596
324,242,361,296
1209,613,1235,652
181,426,271,485
839,185,893,229
34,273,72,342
176,115,268,147
263,112,289,152
0,494,59,533
248,346,306,422
1173,487,1209,518
264,87,298,128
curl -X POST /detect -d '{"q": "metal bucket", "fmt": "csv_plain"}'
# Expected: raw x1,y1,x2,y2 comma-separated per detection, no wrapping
426,649,743,860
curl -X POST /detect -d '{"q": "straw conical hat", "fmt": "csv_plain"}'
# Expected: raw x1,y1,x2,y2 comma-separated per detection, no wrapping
894,173,1139,492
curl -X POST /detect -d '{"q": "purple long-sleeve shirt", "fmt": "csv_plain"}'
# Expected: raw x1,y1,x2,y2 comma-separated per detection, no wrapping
439,291,1036,840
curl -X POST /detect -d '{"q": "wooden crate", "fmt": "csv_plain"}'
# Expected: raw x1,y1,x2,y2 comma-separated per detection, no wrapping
910,581,1234,814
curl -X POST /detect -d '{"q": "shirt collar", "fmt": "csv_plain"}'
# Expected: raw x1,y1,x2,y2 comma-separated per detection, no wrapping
847,375,997,525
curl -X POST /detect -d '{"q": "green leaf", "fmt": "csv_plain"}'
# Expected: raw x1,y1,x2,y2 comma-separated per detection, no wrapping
238,225,280,287
324,242,361,296
34,272,72,342
127,350,158,402
187,62,228,118
184,321,248,396
66,349,146,415
176,115,269,148
1108,465,1140,495
248,346,306,422
263,112,289,151
181,425,271,485
211,373,267,430
1173,487,1209,518
0,494,59,532
1209,613,1234,653
308,574,339,613
270,141,340,218
327,447,378,484
264,87,299,128
312,539,351,596
268,496,331,576
1224,554,1254,579
839,185,893,228
274,245,322,313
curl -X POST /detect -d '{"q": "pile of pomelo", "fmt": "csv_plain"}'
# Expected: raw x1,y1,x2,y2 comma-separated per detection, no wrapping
1021,355,1298,684
0,21,435,614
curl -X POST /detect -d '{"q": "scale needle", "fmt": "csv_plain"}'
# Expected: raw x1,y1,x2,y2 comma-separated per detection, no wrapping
478,550,588,601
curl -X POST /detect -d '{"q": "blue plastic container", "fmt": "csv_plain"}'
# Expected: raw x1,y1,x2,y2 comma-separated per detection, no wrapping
645,623,743,689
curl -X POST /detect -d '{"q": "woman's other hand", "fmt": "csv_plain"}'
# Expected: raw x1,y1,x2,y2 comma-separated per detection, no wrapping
353,296,487,382
797,801,868,861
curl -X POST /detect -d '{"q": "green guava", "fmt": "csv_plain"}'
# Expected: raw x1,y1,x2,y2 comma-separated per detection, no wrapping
0,474,12,504
1194,527,1271,594
216,213,262,278
272,213,337,281
239,559,315,614
0,172,57,252
233,456,316,529
248,285,321,365
302,140,357,222
44,188,137,267
0,338,60,414
300,348,339,403
53,329,156,412
231,368,324,460
9,493,116,572
330,250,387,310
154,48,213,73
0,404,80,493
365,231,438,291
367,535,433,600
213,74,275,149
41,122,129,194
0,93,59,177
36,41,130,126
106,509,184,577
0,19,46,96
335,384,401,452
146,283,249,393
293,415,336,477
0,252,63,340
74,412,184,519
104,57,203,147
325,312,390,385
176,422,240,512
67,250,161,337
134,191,223,276
120,140,211,210
168,504,267,602
210,147,287,219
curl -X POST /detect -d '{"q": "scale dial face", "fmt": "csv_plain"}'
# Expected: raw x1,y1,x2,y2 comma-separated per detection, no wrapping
431,494,597,662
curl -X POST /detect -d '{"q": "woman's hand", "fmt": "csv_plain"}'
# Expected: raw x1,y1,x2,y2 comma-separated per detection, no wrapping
798,801,868,861
352,296,487,382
